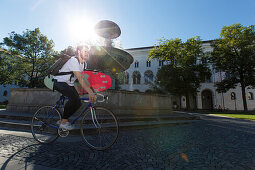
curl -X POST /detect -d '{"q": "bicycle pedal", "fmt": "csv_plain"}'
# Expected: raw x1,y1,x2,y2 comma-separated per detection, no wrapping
58,128,69,137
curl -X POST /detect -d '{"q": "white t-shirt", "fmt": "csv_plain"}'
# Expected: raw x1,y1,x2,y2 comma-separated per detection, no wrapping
53,57,86,86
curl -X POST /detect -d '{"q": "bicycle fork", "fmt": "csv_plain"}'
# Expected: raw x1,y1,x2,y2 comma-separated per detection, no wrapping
90,107,101,129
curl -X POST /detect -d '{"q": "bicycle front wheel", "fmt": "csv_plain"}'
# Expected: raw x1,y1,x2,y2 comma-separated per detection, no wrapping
31,106,61,144
80,107,119,150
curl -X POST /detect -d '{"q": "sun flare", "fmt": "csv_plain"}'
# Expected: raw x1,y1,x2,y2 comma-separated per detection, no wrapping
68,17,99,44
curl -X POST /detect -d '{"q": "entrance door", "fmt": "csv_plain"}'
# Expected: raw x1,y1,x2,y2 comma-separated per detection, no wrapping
201,90,213,110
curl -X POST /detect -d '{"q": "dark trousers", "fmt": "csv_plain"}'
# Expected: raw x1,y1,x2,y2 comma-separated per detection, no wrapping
53,81,81,119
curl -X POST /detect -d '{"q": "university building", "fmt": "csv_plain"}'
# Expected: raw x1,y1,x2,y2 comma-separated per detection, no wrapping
120,41,255,111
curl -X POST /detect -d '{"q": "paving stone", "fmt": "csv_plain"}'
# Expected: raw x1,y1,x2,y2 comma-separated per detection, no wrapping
1,117,255,169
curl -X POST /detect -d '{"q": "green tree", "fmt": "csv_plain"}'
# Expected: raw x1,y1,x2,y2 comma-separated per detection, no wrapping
60,46,75,56
2,28,56,87
0,52,12,85
149,37,211,109
0,47,24,85
208,23,255,111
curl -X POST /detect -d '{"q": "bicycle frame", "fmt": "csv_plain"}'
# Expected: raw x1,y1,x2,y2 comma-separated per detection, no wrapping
43,95,100,130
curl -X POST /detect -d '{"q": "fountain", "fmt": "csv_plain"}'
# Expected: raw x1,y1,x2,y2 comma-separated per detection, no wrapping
87,20,133,73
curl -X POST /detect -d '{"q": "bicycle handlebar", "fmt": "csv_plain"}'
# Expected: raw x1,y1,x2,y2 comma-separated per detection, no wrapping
81,93,108,103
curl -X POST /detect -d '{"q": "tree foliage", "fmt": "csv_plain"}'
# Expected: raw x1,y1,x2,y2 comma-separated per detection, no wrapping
148,37,211,109
208,23,255,111
60,46,75,56
1,28,56,87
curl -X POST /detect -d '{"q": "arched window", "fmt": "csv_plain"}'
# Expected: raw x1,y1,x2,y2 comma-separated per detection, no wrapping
132,71,141,84
248,92,254,100
3,90,7,96
144,70,154,84
231,92,236,100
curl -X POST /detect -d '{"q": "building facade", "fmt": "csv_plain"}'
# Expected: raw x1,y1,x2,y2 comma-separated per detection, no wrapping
121,41,255,111
119,46,162,92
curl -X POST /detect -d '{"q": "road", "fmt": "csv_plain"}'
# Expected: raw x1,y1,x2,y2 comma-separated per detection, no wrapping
0,114,255,169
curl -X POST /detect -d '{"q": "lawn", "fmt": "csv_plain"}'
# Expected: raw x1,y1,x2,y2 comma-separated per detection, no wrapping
190,110,255,121
0,105,6,109
209,113,255,121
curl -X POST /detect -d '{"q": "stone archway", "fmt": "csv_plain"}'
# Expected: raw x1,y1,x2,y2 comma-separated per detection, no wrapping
201,90,213,110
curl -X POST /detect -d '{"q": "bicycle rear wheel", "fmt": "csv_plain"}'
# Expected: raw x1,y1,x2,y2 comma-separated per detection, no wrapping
31,106,61,144
80,107,119,150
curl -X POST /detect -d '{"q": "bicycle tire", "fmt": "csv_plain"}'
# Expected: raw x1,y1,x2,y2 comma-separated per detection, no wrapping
80,107,119,150
31,106,61,144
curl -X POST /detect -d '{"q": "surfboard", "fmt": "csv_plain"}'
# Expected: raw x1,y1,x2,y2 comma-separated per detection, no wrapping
44,75,54,90
44,71,112,94
74,71,112,94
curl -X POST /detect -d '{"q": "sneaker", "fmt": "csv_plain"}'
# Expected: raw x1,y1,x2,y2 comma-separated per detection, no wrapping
59,122,74,130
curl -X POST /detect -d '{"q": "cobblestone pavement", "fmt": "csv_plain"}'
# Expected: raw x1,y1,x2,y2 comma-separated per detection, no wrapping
1,116,255,169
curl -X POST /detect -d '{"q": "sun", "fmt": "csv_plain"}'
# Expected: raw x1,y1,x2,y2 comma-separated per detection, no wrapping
68,17,99,44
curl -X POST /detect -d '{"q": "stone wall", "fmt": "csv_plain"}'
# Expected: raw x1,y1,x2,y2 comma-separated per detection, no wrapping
7,88,173,115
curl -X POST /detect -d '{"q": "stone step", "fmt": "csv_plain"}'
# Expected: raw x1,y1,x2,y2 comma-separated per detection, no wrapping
0,117,200,133
0,109,201,133
0,109,200,123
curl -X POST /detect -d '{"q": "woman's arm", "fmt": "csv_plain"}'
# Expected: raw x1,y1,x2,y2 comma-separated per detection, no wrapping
73,71,96,102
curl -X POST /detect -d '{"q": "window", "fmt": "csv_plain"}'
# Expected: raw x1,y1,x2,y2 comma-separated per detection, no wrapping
134,61,139,68
248,92,254,100
144,70,153,84
201,75,212,83
132,71,141,84
3,90,7,96
231,92,236,100
225,72,229,80
159,60,164,66
146,61,151,67
205,75,212,83
201,58,207,64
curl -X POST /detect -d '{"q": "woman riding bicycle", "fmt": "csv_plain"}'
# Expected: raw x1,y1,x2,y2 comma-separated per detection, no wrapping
53,45,96,130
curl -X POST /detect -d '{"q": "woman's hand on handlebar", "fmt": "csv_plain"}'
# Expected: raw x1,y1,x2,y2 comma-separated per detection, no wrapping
88,92,96,103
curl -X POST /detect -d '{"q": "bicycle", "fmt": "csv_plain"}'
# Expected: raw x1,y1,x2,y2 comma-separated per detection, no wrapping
31,93,119,151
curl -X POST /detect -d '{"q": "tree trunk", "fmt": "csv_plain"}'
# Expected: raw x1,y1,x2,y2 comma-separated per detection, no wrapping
179,95,182,110
186,93,190,110
240,82,248,111
29,73,33,88
193,94,197,110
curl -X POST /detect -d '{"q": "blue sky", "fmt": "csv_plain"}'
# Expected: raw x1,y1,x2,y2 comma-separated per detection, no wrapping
0,0,254,51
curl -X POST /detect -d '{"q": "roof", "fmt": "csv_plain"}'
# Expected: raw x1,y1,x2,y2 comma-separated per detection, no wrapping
125,40,215,51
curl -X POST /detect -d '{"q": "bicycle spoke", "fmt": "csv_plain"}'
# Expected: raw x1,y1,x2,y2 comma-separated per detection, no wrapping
80,107,118,150
31,106,61,144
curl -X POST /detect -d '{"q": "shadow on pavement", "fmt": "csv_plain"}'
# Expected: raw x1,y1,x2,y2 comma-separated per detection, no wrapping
1,144,40,170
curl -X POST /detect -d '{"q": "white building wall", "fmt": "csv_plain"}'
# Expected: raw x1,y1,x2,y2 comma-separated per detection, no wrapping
120,47,162,92
198,83,255,111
